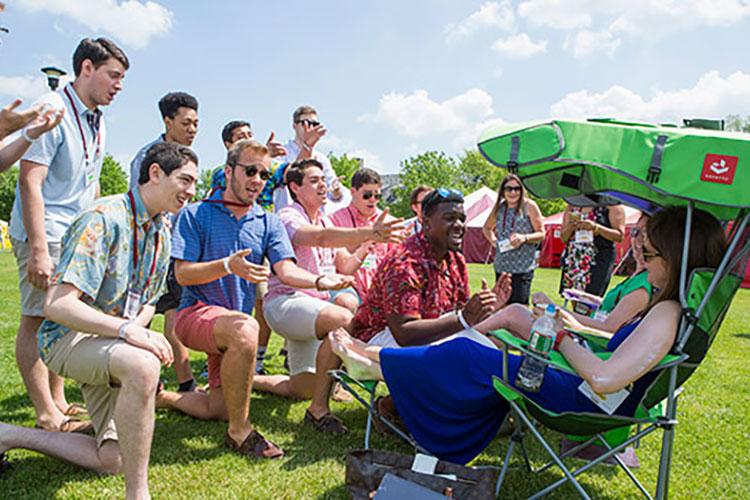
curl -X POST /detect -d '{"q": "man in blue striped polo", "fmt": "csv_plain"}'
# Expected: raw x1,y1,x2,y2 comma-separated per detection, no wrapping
155,139,354,459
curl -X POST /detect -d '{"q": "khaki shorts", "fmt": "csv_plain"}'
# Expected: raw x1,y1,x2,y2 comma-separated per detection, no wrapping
44,331,129,446
12,238,61,317
263,292,331,376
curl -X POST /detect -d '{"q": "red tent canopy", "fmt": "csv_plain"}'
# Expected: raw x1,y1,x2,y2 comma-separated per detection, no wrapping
462,187,498,263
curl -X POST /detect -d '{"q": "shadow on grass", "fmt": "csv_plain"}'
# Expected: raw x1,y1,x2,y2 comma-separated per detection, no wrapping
732,332,750,341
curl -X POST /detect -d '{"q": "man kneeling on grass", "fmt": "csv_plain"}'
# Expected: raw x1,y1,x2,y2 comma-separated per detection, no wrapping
0,142,197,499
154,141,355,456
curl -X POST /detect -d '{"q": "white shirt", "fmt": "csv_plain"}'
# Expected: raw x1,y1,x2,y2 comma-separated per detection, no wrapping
273,139,351,215
10,83,106,243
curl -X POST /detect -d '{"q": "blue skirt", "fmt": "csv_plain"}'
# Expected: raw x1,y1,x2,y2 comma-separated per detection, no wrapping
380,338,614,464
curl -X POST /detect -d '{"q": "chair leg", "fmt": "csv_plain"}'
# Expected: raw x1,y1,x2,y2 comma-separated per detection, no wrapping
656,425,675,500
364,389,374,450
595,434,652,499
532,425,657,499
509,403,591,500
496,438,516,497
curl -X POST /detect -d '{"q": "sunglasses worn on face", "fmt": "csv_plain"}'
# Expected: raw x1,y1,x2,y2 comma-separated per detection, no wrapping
362,191,382,200
235,163,271,180
630,227,642,238
295,119,320,127
504,185,522,193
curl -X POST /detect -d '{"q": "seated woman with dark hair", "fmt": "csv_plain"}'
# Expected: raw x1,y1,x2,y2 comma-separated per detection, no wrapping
329,206,727,464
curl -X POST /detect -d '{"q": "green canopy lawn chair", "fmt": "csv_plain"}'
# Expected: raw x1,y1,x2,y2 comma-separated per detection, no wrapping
476,118,750,499
329,370,424,452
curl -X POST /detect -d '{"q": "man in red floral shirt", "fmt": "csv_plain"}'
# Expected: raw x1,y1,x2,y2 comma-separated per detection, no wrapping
350,188,510,348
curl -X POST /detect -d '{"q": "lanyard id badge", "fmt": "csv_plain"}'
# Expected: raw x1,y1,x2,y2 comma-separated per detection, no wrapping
578,381,630,415
123,287,142,320
575,229,594,243
497,238,514,253
84,159,97,187
319,264,336,276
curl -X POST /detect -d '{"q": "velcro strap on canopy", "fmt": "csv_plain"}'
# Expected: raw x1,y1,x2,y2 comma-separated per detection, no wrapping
508,136,520,173
646,134,668,184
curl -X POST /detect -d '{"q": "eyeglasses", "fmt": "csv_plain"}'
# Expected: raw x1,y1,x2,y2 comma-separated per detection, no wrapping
295,119,321,128
630,227,642,238
436,187,464,200
642,250,662,262
362,191,382,200
235,163,271,180
504,185,522,193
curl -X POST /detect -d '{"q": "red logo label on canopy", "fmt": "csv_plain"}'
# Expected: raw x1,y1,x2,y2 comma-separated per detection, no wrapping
700,154,738,185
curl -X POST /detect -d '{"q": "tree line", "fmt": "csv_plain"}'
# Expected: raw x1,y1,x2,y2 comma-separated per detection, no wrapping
1,113,747,222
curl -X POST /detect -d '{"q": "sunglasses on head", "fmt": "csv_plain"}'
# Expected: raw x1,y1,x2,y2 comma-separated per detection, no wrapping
362,190,382,200
504,185,522,193
436,187,464,200
234,163,271,180
295,119,320,128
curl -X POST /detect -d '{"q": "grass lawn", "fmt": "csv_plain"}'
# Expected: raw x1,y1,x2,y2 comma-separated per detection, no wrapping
1,252,749,498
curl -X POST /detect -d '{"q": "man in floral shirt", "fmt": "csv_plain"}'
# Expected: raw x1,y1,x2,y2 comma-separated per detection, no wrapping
0,142,198,498
351,188,507,348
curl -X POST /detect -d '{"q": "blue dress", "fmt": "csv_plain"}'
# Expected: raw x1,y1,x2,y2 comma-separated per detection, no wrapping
380,320,657,464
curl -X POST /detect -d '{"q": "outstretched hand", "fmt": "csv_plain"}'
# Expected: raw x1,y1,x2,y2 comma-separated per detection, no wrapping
371,208,406,244
226,249,270,284
0,99,42,140
24,107,65,140
266,131,287,158
302,121,327,150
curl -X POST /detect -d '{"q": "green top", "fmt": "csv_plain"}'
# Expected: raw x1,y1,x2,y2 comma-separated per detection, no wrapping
477,119,750,220
599,270,653,314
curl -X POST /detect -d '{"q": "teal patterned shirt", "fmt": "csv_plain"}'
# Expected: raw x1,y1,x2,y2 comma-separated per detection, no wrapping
37,188,171,360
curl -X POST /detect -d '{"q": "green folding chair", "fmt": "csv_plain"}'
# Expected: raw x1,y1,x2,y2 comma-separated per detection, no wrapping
475,118,750,498
329,370,424,452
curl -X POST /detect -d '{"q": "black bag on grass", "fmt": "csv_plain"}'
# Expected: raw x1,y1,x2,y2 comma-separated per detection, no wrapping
345,449,498,499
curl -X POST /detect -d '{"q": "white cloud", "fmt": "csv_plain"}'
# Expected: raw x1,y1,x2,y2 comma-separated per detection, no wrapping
518,1,750,37
16,0,173,49
563,29,621,59
444,1,515,42
367,88,495,138
0,74,73,100
348,149,386,172
365,88,505,154
0,76,50,100
549,70,750,123
517,0,594,30
491,33,547,58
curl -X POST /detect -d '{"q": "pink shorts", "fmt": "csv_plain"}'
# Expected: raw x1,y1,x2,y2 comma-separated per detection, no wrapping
175,302,226,389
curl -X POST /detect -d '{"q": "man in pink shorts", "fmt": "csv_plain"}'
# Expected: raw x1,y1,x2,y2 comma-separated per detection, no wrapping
155,140,353,459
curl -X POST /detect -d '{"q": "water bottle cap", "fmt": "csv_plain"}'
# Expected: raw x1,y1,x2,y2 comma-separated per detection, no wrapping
546,304,556,315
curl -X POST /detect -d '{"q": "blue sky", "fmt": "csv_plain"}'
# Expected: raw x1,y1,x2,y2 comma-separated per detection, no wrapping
1,1,749,175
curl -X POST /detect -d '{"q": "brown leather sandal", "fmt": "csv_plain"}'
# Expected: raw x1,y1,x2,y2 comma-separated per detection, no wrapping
224,430,284,459
304,409,348,434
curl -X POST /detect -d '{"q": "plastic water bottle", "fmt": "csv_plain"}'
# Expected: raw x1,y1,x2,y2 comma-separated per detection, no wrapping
515,304,557,392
